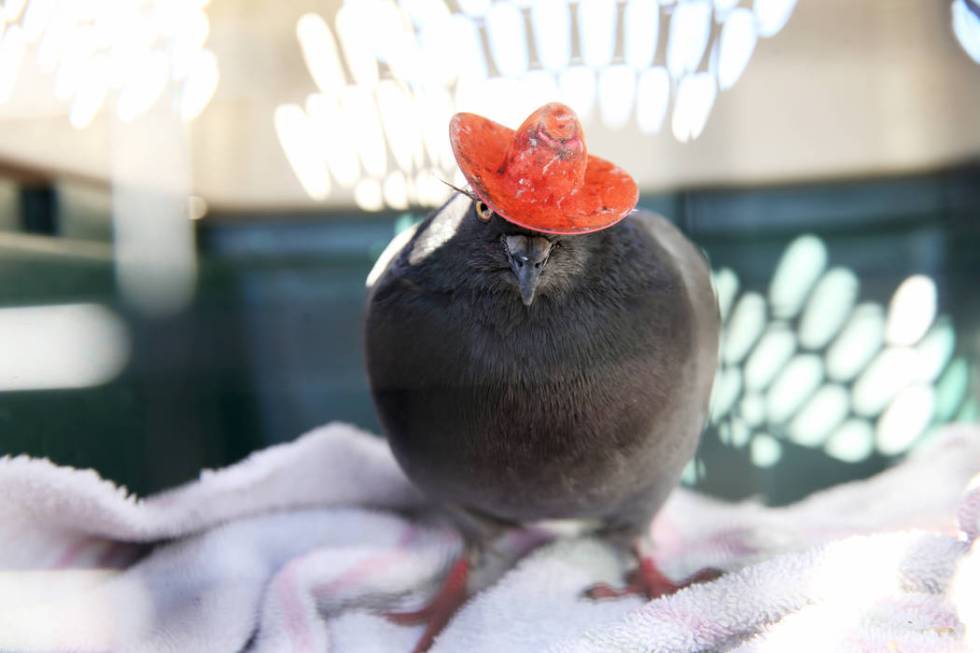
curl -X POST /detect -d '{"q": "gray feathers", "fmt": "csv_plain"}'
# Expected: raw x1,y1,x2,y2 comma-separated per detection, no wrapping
365,193,720,541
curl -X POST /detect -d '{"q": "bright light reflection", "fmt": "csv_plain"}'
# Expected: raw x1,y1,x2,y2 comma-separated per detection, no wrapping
636,66,670,134
520,71,561,116
798,268,859,350
730,418,751,447
852,347,917,417
69,54,109,129
400,0,452,28
825,419,874,463
376,80,423,173
485,1,528,78
745,322,797,390
417,12,464,87
117,51,168,122
558,66,596,122
712,267,739,322
715,8,757,91
886,275,937,346
306,93,361,187
456,0,491,16
275,104,330,200
713,0,739,21
0,24,26,102
957,397,978,422
354,178,384,211
876,384,934,455
915,319,956,383
598,66,635,128
297,13,346,94
723,292,766,364
766,354,824,423
751,433,782,467
451,13,488,82
341,86,388,178
934,358,969,421
5,1,218,126
953,0,980,64
789,384,849,447
666,0,711,79
577,0,616,68
0,303,129,391
769,235,827,320
417,86,455,170
415,169,450,206
4,0,26,22
383,170,410,210
709,365,742,420
754,0,798,38
376,0,423,85
825,303,885,382
740,392,765,427
21,0,55,42
482,76,526,128
624,0,658,69
530,0,571,71
335,2,379,87
180,50,221,122
672,72,716,142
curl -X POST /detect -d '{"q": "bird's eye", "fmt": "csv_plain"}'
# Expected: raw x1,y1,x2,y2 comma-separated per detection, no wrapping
475,201,493,223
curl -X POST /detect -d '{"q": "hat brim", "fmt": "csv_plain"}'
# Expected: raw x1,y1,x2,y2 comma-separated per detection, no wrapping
450,113,639,236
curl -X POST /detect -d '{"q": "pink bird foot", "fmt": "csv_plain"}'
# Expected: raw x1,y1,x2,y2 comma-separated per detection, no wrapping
385,557,470,653
584,555,721,600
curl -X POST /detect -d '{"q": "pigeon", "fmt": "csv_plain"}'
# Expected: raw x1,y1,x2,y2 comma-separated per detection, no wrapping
364,103,720,652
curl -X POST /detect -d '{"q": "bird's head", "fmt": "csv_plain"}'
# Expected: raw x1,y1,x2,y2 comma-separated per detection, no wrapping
436,102,637,308
413,191,598,308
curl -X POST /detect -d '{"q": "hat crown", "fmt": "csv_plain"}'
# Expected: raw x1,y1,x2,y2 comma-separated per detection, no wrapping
503,103,587,205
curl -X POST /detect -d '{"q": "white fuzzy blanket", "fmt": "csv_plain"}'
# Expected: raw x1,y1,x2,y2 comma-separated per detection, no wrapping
1,422,979,652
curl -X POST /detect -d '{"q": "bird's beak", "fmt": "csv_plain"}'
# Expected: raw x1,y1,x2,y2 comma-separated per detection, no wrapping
505,235,552,307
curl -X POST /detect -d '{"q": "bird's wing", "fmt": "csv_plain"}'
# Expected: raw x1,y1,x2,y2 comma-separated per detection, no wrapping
633,210,722,422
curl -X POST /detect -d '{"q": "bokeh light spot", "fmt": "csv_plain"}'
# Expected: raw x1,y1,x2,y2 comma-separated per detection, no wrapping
799,268,859,350
715,8,757,91
769,235,827,320
935,358,969,421
713,267,740,322
825,419,875,463
876,384,935,456
723,292,766,364
751,433,782,467
826,303,886,382
789,384,849,447
709,365,742,420
740,392,766,427
744,322,796,391
885,275,937,346
852,347,917,417
753,0,798,38
766,354,824,423
915,319,956,383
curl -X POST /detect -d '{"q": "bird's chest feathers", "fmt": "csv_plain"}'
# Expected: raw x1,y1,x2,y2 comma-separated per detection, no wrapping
413,291,653,393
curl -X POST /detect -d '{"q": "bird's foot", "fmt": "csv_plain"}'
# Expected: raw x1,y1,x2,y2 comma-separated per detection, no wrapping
384,556,470,653
583,556,720,601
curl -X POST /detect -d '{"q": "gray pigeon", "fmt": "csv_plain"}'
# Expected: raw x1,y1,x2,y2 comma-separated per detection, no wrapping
363,103,720,652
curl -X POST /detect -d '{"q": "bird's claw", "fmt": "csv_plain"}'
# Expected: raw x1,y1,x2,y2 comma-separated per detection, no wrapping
583,556,721,601
384,557,470,653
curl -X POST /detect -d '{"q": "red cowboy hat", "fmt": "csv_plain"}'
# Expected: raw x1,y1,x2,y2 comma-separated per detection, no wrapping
449,102,638,235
